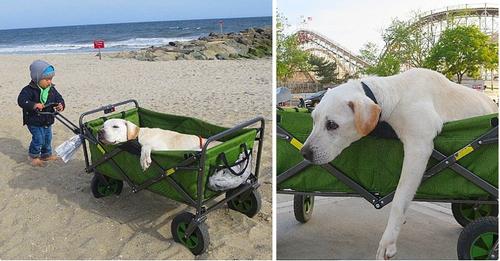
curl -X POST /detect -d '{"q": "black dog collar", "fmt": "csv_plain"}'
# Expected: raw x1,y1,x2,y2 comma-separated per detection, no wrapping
361,81,378,104
360,81,398,139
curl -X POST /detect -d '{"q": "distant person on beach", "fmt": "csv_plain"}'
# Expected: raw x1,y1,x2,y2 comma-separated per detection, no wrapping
17,60,65,167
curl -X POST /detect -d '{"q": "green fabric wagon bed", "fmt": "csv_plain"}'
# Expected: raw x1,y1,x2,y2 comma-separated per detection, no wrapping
67,100,264,255
85,107,258,203
277,108,498,200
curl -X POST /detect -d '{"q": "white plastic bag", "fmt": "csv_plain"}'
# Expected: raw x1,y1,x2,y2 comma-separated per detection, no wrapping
208,150,252,191
55,134,83,163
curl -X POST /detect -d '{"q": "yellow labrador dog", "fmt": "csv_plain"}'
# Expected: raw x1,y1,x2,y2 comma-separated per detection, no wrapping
98,119,216,171
300,68,497,259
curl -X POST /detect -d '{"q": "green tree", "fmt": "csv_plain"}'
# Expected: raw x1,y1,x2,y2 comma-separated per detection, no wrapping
359,43,401,76
277,12,310,82
358,42,379,66
359,13,434,76
382,16,431,68
425,25,498,83
308,55,338,84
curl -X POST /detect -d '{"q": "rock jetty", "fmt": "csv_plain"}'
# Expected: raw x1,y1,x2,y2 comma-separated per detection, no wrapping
111,27,271,61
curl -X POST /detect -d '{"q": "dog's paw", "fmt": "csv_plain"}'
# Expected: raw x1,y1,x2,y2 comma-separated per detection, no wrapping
376,241,397,260
140,158,151,171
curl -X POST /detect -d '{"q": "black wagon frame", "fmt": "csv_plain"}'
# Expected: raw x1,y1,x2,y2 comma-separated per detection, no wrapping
277,121,498,208
47,99,265,254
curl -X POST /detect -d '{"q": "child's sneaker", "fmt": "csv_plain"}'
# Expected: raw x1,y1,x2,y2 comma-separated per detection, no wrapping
31,157,46,167
41,155,59,161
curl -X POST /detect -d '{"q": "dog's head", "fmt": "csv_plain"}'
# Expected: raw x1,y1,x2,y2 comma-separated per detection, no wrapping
98,119,139,145
301,81,381,164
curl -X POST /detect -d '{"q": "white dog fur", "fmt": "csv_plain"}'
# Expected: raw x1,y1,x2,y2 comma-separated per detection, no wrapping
98,119,218,171
300,68,497,259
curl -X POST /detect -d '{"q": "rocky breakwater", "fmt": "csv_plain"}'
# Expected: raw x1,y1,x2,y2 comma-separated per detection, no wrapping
112,27,272,61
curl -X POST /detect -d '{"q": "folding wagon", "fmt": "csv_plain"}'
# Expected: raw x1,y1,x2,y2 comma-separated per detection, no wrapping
277,107,498,260
42,100,265,255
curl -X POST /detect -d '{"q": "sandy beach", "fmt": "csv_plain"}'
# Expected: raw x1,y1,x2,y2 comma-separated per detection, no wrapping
0,54,272,259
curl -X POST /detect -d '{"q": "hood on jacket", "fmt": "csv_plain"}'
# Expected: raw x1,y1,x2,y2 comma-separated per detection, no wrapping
29,60,55,84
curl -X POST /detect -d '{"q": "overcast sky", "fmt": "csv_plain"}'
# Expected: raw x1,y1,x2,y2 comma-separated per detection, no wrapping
0,0,272,30
278,0,497,54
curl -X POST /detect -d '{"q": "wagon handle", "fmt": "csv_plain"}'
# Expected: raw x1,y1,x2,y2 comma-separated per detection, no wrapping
33,102,82,134
34,102,60,115
217,143,251,176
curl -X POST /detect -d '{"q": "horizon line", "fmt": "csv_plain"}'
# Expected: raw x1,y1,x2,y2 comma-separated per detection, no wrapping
0,15,272,31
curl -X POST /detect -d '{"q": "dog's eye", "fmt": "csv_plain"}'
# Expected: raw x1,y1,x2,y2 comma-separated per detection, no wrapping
326,120,338,131
112,125,119,129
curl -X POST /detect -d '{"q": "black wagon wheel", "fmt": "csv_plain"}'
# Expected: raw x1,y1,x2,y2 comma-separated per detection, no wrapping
457,216,498,260
91,174,123,198
293,194,315,223
226,188,262,218
452,202,498,227
171,212,210,255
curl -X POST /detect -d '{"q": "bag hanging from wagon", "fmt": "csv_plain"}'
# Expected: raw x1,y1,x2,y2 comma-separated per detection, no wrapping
208,145,253,191
56,134,83,163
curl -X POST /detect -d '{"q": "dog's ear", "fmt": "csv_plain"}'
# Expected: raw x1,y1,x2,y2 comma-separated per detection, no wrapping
126,121,139,140
348,99,381,136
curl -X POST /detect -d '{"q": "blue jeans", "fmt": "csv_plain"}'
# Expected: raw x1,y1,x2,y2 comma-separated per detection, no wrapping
27,125,52,158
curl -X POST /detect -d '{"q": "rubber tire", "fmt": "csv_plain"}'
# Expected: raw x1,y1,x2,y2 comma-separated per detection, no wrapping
457,216,498,260
226,188,262,218
171,212,210,255
91,174,123,198
293,194,315,223
452,203,498,227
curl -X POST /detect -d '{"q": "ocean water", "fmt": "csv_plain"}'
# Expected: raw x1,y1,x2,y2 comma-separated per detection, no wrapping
0,16,271,54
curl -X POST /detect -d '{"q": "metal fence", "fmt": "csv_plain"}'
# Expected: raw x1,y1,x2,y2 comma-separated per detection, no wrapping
277,82,326,94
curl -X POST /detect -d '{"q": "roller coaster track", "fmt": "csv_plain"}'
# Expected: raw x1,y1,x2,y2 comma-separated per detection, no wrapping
297,29,369,76
295,3,497,78
383,3,498,60
416,4,498,37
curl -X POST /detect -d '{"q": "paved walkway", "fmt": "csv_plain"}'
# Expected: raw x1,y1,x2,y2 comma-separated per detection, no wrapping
277,195,462,260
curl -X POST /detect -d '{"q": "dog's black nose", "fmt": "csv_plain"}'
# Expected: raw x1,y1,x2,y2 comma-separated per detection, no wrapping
301,146,314,161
